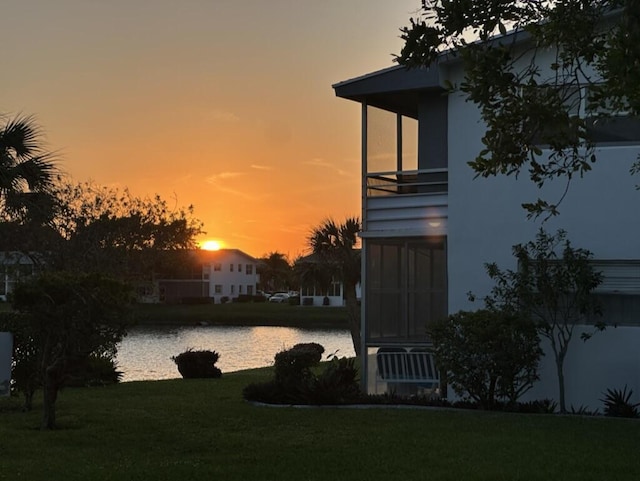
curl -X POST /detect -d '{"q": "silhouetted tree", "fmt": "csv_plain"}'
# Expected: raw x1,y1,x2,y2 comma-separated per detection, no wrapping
10,272,132,429
397,1,640,217
308,217,361,356
479,229,603,413
258,252,291,292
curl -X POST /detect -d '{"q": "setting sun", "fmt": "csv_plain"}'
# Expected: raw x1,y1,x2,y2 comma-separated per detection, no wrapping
200,240,223,251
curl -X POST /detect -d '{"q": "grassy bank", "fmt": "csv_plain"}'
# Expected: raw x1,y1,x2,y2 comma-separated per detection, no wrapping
1,367,639,481
131,302,349,328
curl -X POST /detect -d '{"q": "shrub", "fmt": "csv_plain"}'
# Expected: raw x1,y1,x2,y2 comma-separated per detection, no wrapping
252,295,267,303
172,349,222,379
180,297,213,305
273,344,323,388
288,296,300,306
299,356,361,404
302,297,314,306
431,309,542,409
65,353,123,387
601,386,640,418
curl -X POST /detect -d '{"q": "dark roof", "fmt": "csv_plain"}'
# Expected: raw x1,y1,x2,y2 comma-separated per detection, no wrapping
332,65,443,118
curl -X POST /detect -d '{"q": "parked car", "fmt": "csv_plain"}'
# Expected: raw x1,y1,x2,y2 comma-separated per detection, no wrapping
268,293,290,303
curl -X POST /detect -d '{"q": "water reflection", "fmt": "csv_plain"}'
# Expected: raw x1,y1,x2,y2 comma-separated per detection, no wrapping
116,325,354,382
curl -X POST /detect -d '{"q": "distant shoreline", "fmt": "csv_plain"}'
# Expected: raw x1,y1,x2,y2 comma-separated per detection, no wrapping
130,302,350,330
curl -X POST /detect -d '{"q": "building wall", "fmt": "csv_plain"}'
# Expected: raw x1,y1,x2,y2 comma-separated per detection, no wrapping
206,250,259,303
445,61,640,409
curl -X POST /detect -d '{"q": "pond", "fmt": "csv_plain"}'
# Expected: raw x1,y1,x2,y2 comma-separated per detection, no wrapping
116,325,355,382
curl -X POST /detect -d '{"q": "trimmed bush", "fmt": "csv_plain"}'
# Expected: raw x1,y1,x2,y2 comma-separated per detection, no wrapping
244,343,363,405
172,349,222,379
273,343,323,387
431,309,542,409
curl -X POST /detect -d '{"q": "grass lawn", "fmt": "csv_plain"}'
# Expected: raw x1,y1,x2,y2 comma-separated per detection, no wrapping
130,302,349,328
1,368,639,481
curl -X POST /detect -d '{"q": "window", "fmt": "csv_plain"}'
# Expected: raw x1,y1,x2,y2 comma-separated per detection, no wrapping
247,285,254,295
329,280,341,297
246,264,253,275
213,263,222,272
214,284,222,294
230,264,234,272
534,84,640,145
239,285,243,294
231,285,235,294
589,260,640,326
366,237,447,342
238,264,242,272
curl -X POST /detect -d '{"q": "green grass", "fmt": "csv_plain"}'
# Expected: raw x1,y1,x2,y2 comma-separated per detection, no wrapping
131,302,349,328
1,368,639,481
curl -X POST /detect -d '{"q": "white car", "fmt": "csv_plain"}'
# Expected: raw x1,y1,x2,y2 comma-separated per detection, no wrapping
268,293,290,303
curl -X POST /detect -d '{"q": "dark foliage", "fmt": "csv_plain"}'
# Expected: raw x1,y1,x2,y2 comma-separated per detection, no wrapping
601,386,640,418
180,297,213,305
172,349,222,379
298,357,360,404
244,344,362,405
288,295,300,306
64,353,123,387
430,309,542,409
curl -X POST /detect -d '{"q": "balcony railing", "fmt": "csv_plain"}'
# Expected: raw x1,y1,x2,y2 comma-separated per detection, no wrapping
366,168,448,197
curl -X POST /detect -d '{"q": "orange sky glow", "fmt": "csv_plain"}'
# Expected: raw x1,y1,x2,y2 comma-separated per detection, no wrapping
2,0,421,259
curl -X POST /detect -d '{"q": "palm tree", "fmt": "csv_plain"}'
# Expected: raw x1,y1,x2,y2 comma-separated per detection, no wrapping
308,217,361,356
257,252,291,293
0,114,58,224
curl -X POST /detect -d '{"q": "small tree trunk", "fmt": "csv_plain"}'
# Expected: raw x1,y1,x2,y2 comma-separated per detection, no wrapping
41,356,63,430
556,358,566,414
41,374,57,430
344,283,361,357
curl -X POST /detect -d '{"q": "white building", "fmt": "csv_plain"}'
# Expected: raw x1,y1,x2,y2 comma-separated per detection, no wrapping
158,249,260,304
333,29,640,408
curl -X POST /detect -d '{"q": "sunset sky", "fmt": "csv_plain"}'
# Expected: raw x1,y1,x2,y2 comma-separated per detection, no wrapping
2,0,420,259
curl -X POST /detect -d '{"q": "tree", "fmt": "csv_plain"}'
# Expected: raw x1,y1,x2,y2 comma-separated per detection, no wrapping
257,252,292,293
293,254,334,298
478,229,603,413
430,309,541,409
48,180,204,280
308,217,361,356
397,1,640,217
0,114,59,225
10,272,132,429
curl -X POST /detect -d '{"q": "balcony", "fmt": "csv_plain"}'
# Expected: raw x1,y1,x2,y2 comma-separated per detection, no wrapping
364,168,448,235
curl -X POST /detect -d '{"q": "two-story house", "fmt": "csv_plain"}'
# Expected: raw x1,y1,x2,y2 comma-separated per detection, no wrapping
333,29,640,408
157,249,260,304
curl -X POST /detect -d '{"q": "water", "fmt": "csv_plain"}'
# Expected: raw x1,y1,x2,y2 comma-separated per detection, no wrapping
116,325,355,382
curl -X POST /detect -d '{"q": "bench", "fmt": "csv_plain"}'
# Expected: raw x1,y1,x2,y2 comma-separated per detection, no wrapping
376,347,439,388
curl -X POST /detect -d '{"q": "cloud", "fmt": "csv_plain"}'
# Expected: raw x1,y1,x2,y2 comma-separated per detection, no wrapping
207,110,241,123
250,164,273,171
302,157,351,177
205,171,265,201
206,172,244,182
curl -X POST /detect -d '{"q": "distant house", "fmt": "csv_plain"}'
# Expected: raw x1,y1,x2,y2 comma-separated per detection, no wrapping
156,249,259,304
296,253,361,307
333,15,640,407
0,252,37,302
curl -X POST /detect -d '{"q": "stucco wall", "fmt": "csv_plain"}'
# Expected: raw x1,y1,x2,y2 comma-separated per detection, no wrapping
445,62,640,409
